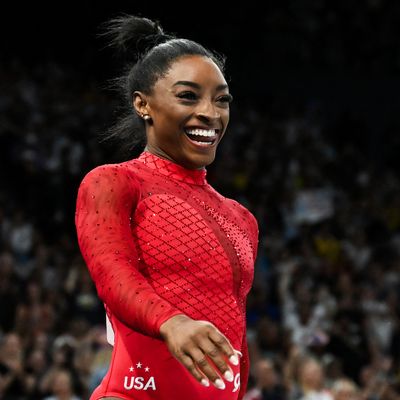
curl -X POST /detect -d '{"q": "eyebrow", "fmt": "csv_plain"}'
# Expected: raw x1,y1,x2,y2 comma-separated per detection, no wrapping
173,80,229,91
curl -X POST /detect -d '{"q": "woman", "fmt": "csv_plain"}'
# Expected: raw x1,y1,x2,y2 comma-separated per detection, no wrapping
75,14,259,400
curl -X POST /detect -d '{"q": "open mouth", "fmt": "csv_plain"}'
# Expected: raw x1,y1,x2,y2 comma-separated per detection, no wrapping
184,128,219,147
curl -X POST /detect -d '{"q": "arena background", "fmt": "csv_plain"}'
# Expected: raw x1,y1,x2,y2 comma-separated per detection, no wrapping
1,2,400,399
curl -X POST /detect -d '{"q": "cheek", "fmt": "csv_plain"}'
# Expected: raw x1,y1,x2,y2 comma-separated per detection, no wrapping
222,109,230,125
151,117,183,145
153,106,188,128
220,112,230,135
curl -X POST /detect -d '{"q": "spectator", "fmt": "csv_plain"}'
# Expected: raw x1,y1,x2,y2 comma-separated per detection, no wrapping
287,356,333,400
244,358,286,400
1,6,400,394
330,378,359,400
43,369,81,400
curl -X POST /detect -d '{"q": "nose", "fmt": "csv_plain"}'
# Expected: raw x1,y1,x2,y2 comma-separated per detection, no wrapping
195,100,220,122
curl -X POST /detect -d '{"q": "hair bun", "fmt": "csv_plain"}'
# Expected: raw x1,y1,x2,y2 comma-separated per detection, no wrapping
101,14,173,62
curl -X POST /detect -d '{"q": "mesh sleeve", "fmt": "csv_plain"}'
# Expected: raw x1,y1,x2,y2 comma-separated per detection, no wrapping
74,164,183,337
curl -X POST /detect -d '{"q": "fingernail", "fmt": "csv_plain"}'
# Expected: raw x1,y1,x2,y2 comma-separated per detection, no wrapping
214,378,226,390
224,370,234,382
229,354,239,365
235,350,243,358
201,378,210,387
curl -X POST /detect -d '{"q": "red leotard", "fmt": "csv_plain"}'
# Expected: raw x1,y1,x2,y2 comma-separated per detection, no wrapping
75,151,259,400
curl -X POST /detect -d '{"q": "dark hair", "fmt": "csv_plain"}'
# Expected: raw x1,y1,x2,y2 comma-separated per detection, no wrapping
98,14,227,158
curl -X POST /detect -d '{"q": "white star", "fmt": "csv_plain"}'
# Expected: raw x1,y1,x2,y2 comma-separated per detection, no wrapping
136,362,142,368
145,366,150,372
129,366,134,372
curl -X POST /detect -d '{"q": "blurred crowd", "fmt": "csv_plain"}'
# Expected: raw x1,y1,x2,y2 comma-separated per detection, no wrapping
1,5,400,397
247,0,400,75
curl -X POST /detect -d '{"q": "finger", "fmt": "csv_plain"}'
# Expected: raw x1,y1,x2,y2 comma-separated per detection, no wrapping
207,329,239,366
180,353,210,388
197,339,234,383
189,348,226,390
234,349,243,358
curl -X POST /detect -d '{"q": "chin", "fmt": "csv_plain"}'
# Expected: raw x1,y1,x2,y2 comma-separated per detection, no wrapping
185,151,216,169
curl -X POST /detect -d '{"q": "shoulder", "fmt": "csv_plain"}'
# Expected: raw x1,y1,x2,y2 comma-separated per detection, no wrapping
79,160,141,189
208,185,259,233
80,161,132,181
226,196,259,232
226,196,259,253
75,161,143,207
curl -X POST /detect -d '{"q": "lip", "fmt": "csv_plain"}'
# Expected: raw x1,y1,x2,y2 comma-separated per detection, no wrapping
184,125,221,134
183,126,221,149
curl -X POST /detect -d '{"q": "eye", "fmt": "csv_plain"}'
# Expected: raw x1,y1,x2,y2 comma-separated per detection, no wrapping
176,91,198,101
218,94,233,104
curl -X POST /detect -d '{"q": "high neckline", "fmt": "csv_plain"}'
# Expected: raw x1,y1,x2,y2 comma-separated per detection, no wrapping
135,151,207,186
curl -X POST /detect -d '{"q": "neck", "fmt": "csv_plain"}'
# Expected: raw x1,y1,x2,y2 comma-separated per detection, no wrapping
144,145,205,171
144,145,175,164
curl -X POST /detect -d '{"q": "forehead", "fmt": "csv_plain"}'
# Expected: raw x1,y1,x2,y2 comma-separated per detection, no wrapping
157,55,227,89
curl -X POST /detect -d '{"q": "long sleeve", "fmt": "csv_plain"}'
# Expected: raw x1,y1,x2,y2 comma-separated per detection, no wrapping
237,318,250,400
74,164,183,337
238,214,258,400
248,213,259,262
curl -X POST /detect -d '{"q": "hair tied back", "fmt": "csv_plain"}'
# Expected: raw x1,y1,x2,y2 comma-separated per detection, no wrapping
100,14,174,63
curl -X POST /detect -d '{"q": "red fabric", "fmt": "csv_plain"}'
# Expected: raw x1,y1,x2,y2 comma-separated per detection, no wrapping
75,151,259,399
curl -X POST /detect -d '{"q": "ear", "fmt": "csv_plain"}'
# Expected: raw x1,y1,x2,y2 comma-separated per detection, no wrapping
133,91,149,118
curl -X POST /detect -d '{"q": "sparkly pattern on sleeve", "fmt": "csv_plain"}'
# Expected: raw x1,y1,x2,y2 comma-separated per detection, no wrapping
233,202,258,400
238,329,250,400
74,164,183,337
248,213,259,262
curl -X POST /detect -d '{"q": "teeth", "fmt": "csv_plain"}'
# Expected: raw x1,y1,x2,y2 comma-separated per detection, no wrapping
186,129,216,137
192,140,213,146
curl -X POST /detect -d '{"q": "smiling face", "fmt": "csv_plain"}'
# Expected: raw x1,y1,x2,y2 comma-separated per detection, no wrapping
134,55,231,169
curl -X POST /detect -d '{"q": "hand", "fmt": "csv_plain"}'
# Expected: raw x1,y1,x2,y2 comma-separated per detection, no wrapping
160,314,240,390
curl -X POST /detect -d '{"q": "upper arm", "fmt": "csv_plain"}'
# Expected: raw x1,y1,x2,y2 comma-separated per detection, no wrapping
248,212,259,261
75,163,140,221
74,163,141,282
